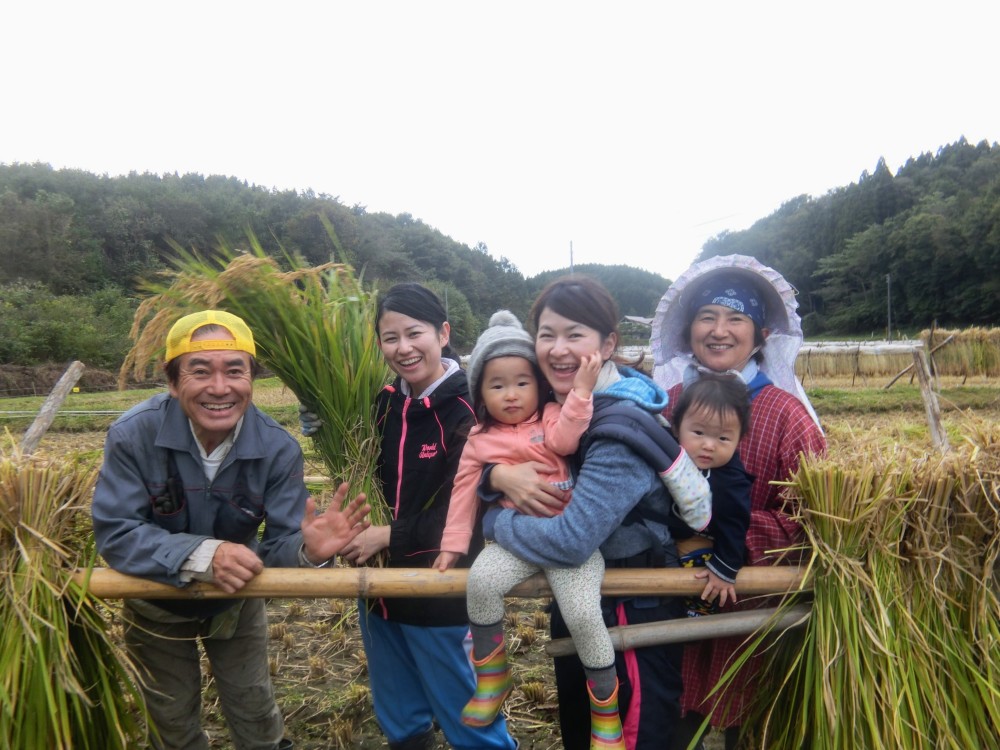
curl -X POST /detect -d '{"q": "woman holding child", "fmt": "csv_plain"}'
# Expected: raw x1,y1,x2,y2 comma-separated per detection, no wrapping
482,276,710,750
328,283,518,750
651,254,827,750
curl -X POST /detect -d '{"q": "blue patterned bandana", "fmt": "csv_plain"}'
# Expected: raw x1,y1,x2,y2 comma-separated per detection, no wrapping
688,274,766,328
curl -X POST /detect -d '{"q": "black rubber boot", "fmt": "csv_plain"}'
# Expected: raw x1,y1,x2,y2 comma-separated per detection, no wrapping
389,727,437,750
669,712,707,750
724,725,744,750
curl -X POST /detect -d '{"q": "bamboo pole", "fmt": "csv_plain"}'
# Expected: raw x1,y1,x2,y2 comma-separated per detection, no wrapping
73,565,809,600
545,603,812,656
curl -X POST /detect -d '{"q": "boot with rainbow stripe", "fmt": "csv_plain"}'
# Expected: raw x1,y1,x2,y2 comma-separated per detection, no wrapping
588,678,626,750
460,642,513,727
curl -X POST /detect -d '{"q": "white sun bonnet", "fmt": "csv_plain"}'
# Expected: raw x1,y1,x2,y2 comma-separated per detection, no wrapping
650,254,821,427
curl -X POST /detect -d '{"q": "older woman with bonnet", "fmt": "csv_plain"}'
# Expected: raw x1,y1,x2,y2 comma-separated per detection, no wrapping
651,255,826,750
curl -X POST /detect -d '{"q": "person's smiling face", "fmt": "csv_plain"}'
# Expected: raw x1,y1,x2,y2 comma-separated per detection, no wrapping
169,331,253,453
377,310,449,395
689,304,766,373
676,403,741,470
479,356,540,425
534,307,615,402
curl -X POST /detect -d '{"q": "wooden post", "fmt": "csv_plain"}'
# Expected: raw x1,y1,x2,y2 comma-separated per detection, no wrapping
883,335,954,389
912,348,949,453
72,565,809,600
20,361,85,455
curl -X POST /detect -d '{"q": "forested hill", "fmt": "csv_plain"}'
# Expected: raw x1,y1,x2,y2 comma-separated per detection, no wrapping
698,137,1000,335
2,139,998,368
0,162,666,366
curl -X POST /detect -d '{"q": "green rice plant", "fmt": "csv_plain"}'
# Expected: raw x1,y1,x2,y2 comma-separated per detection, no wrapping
757,459,906,749
903,449,1000,745
736,431,1000,749
0,447,144,749
120,239,391,524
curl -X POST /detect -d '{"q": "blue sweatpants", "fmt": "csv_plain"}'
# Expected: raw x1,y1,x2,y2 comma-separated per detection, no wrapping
358,605,517,750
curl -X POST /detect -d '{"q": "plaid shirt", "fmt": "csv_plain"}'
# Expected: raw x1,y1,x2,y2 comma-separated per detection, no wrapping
665,382,827,727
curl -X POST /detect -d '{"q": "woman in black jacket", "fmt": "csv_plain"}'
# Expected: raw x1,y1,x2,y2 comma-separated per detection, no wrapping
339,283,517,750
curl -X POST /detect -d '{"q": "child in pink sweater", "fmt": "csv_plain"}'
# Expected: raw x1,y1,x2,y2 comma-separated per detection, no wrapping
433,310,622,747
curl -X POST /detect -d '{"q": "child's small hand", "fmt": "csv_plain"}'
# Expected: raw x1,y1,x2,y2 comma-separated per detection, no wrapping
694,568,738,607
573,351,604,399
434,551,462,572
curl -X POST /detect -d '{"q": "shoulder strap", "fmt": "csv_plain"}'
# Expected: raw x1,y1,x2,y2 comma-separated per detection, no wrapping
583,396,682,476
581,397,682,553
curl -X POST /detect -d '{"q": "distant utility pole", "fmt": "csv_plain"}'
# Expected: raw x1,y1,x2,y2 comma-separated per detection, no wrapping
570,241,574,274
886,273,892,342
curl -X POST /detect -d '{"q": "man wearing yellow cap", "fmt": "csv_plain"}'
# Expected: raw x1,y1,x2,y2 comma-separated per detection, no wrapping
92,310,370,750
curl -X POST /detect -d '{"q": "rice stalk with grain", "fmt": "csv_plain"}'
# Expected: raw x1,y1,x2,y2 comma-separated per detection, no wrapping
121,238,391,524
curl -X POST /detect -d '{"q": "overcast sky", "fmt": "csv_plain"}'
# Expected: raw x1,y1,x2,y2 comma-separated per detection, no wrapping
2,1,996,282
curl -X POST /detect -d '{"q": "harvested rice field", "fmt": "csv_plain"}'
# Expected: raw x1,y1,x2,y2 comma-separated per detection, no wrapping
3,372,998,749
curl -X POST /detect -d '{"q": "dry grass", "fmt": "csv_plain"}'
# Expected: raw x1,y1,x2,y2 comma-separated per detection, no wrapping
793,328,1000,381
921,326,1000,377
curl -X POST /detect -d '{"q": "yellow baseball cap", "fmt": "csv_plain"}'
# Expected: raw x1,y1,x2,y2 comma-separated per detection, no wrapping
165,310,257,362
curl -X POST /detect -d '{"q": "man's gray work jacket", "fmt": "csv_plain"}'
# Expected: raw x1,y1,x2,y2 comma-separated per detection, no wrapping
92,392,309,617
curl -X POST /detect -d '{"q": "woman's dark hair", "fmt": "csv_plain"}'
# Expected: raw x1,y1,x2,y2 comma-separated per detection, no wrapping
163,324,260,384
671,375,752,439
474,358,550,432
376,282,459,361
528,275,620,344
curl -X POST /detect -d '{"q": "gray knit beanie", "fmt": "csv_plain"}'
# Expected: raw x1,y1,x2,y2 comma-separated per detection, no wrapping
466,310,537,399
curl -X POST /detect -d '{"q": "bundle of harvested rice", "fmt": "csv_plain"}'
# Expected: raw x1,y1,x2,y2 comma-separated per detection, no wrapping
1,447,143,749
738,423,1000,749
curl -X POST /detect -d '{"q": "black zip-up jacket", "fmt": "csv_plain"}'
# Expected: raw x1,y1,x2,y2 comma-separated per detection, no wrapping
368,368,480,625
